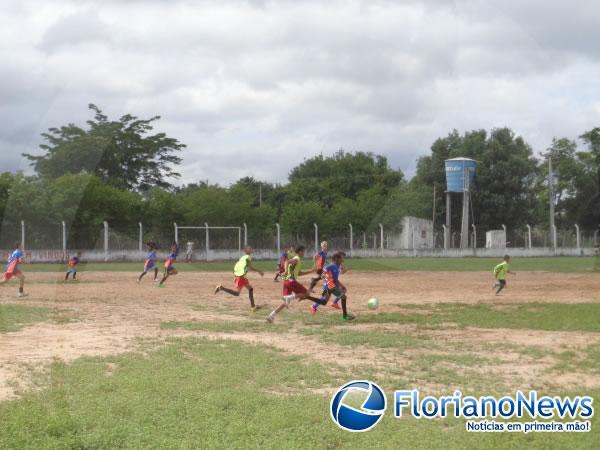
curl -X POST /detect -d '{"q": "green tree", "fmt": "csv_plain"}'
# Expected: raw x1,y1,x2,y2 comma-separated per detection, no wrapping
24,104,185,191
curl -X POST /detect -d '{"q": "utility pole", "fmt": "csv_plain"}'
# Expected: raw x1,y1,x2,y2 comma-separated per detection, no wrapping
259,183,262,207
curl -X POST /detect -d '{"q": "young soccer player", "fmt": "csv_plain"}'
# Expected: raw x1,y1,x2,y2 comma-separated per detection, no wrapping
309,241,328,292
138,242,159,283
158,242,179,288
0,242,28,298
493,254,515,295
215,246,264,311
266,245,326,323
273,246,290,282
311,252,349,313
65,252,82,281
310,252,355,320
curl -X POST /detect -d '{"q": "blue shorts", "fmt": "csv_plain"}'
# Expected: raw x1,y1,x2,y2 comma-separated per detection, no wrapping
144,263,156,273
67,267,78,273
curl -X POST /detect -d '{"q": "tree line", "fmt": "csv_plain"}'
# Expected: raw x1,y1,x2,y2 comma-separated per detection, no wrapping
1,104,599,248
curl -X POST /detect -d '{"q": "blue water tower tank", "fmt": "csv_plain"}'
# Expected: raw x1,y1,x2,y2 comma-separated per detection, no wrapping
445,158,477,193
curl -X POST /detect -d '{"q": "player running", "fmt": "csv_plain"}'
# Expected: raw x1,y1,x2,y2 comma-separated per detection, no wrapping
311,252,349,314
158,242,179,288
266,245,326,323
493,254,515,295
308,241,328,292
215,246,264,311
310,252,355,320
65,252,82,281
138,242,159,283
273,245,291,282
0,242,28,298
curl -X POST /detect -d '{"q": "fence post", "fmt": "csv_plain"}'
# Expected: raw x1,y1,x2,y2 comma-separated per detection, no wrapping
138,222,143,252
243,223,248,247
552,224,557,249
103,221,109,262
21,220,25,251
442,224,448,250
313,223,318,254
379,224,384,252
575,224,580,249
372,232,376,249
471,224,476,249
501,224,507,247
526,224,532,249
62,221,67,261
205,222,210,261
275,223,281,256
238,227,242,257
348,223,353,257
174,223,178,245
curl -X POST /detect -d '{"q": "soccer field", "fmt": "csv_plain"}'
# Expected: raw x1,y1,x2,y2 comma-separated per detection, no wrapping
0,259,598,448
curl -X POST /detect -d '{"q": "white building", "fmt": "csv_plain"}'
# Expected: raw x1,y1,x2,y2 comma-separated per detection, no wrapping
395,216,434,249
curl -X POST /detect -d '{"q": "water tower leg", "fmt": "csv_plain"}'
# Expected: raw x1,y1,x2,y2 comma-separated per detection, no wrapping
445,192,451,249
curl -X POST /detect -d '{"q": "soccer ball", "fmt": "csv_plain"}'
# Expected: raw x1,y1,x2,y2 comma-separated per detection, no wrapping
367,297,379,310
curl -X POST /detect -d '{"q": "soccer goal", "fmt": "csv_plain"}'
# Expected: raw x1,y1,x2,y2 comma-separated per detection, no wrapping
174,224,243,261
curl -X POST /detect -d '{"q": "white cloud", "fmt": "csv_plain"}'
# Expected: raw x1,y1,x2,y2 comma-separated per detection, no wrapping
0,0,599,184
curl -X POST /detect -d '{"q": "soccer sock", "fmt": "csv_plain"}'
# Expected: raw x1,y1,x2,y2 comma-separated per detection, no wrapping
19,287,23,294
65,273,69,281
220,287,240,297
341,295,348,316
274,273,279,281
309,295,326,305
496,284,505,294
248,288,255,307
73,273,77,280
154,269,158,280
333,297,340,304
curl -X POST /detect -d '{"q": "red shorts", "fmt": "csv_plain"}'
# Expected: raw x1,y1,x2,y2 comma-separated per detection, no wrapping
283,279,307,296
234,276,250,289
4,270,21,280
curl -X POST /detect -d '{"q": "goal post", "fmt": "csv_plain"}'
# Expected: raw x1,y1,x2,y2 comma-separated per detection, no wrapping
174,224,242,260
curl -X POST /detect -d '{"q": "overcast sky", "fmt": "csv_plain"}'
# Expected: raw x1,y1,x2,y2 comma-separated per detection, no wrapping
1,0,599,185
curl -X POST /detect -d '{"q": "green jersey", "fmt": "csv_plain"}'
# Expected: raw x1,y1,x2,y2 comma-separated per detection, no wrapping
234,255,251,277
494,261,509,280
284,255,302,280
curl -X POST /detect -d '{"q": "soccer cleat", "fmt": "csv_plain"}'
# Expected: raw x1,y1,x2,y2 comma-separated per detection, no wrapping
343,314,356,321
17,292,28,298
266,315,275,323
251,305,262,312
310,304,318,315
214,285,221,295
330,302,341,310
157,284,165,288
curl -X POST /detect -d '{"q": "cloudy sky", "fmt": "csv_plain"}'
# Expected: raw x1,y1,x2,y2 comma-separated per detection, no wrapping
1,0,599,185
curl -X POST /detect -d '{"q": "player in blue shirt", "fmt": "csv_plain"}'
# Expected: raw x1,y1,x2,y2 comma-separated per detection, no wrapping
309,241,328,292
273,246,291,282
0,242,28,298
138,241,159,283
158,242,179,288
310,252,354,321
65,252,82,281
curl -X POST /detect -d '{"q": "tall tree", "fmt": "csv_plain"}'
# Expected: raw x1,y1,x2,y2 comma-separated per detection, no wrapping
24,104,185,191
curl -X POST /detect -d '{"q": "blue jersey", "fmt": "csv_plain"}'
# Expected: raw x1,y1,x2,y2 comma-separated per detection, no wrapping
323,262,340,290
147,251,157,263
315,250,328,270
7,249,23,273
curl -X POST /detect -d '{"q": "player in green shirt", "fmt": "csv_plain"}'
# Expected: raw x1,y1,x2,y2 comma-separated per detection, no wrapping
215,246,264,311
493,255,515,295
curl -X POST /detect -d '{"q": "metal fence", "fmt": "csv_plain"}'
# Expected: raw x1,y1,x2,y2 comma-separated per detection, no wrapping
1,220,599,262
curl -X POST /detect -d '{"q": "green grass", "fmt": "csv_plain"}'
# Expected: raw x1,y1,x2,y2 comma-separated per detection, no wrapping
20,256,600,273
0,304,52,333
161,319,288,334
297,303,600,332
0,338,596,449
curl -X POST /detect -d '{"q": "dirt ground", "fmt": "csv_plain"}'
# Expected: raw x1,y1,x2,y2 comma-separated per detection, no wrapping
0,270,599,401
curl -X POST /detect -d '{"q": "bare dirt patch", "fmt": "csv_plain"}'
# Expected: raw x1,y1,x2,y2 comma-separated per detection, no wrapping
0,270,598,400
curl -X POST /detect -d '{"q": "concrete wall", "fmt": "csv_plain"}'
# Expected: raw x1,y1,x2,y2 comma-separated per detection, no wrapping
395,216,434,249
4,246,594,263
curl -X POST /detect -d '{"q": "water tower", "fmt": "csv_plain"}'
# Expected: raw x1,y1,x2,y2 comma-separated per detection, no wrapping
444,158,477,249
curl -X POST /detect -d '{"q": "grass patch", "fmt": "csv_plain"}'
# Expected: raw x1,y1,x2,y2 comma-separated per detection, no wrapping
161,319,287,334
20,256,600,273
0,337,596,449
0,304,53,333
